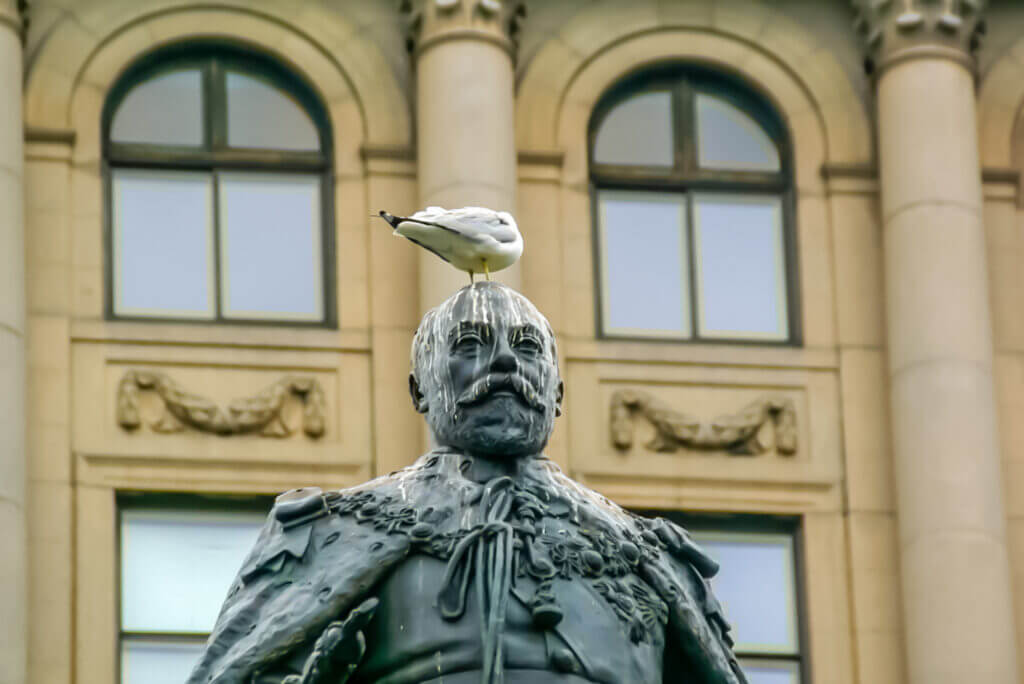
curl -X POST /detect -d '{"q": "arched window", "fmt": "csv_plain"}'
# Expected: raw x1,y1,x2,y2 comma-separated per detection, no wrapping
590,67,797,343
103,44,334,325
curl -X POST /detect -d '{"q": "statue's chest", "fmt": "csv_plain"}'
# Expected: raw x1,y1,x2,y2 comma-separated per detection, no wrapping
328,479,669,649
355,551,666,684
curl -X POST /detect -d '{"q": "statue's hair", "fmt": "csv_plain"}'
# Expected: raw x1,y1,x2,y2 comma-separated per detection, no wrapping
411,282,559,384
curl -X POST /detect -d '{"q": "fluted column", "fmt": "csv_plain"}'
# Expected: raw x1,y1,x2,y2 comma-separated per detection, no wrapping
853,2,1019,682
406,0,523,310
0,1,26,683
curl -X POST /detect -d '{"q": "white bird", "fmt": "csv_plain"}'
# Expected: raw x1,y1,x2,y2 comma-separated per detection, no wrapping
377,206,523,283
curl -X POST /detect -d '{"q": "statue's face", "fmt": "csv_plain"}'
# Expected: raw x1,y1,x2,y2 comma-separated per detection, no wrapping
411,284,563,459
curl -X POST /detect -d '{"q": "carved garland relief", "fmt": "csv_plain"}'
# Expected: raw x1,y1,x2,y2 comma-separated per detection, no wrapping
610,389,796,456
116,370,326,438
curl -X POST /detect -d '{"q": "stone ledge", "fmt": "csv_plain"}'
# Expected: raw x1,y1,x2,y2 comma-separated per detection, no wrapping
563,338,840,370
69,319,371,352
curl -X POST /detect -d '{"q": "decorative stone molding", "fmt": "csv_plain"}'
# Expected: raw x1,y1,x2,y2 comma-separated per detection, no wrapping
117,370,326,438
360,143,416,162
610,389,797,456
851,0,987,74
400,0,526,57
23,126,76,145
517,149,565,168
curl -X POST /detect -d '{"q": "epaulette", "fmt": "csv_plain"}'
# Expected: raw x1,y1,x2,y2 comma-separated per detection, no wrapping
239,487,327,584
642,516,720,578
274,486,329,529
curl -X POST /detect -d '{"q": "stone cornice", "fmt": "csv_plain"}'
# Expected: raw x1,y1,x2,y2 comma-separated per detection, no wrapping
401,0,526,60
851,0,987,75
24,126,75,144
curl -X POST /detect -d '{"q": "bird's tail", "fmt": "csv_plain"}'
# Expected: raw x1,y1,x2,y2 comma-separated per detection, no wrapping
377,210,402,229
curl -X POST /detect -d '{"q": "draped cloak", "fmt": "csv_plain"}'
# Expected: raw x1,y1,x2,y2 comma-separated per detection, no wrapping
186,449,748,684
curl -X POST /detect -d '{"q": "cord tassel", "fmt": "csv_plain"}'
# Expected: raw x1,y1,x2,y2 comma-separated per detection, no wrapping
437,477,516,684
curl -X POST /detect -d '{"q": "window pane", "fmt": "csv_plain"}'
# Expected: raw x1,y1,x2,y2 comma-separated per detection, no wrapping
111,70,203,146
599,191,689,336
218,173,323,320
593,91,673,166
113,170,214,318
741,659,801,684
693,194,788,340
690,531,799,654
121,509,265,633
121,639,205,684
226,71,319,151
696,93,780,172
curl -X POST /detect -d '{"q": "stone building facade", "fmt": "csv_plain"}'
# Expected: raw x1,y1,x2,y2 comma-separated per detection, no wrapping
4,0,1024,682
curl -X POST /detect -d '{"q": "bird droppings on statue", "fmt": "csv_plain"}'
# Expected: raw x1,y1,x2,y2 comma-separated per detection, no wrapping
377,206,523,284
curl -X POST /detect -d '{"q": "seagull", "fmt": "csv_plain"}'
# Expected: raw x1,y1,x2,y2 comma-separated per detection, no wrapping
377,206,523,283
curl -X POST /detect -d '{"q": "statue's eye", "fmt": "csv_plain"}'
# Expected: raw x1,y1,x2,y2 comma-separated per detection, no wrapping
454,335,483,352
515,337,542,355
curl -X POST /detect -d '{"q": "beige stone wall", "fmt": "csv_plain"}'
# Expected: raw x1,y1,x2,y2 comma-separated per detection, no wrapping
1,0,26,681
516,2,884,680
979,3,1024,678
18,0,1024,682
21,3,417,682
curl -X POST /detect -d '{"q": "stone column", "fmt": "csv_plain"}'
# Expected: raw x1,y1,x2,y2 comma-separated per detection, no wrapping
853,2,1019,682
0,1,26,683
406,0,523,311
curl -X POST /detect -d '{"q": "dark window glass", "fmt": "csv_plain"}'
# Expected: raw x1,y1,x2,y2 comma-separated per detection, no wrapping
103,44,335,326
117,493,272,684
110,69,204,146
593,91,674,166
225,71,320,151
638,512,807,682
590,67,797,343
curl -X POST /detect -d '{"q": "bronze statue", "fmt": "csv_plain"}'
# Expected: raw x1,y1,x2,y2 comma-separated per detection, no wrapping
187,282,748,684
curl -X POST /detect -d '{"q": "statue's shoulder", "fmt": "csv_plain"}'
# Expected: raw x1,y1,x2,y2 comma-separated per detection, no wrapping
552,479,746,682
271,453,443,528
188,475,419,684
238,465,426,586
531,458,719,578
273,471,405,525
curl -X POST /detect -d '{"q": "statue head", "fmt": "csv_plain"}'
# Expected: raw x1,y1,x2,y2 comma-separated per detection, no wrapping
410,282,564,460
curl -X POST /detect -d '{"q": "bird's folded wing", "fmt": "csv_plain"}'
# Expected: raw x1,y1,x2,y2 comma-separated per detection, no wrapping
447,209,519,243
410,207,519,244
465,219,518,244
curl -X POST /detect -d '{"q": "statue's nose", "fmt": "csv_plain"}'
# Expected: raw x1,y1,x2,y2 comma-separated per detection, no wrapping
490,338,518,373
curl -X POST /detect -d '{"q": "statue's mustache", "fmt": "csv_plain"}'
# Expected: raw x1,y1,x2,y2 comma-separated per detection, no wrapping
455,373,545,413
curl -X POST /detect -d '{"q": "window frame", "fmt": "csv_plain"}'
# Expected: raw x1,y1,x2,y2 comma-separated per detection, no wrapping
639,510,811,682
115,491,273,684
101,42,337,328
588,65,801,346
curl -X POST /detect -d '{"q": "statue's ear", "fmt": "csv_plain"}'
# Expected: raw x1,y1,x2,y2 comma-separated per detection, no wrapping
409,373,428,413
555,380,564,417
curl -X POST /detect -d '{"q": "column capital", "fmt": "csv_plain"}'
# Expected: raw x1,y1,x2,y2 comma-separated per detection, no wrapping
401,0,526,60
852,0,987,75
